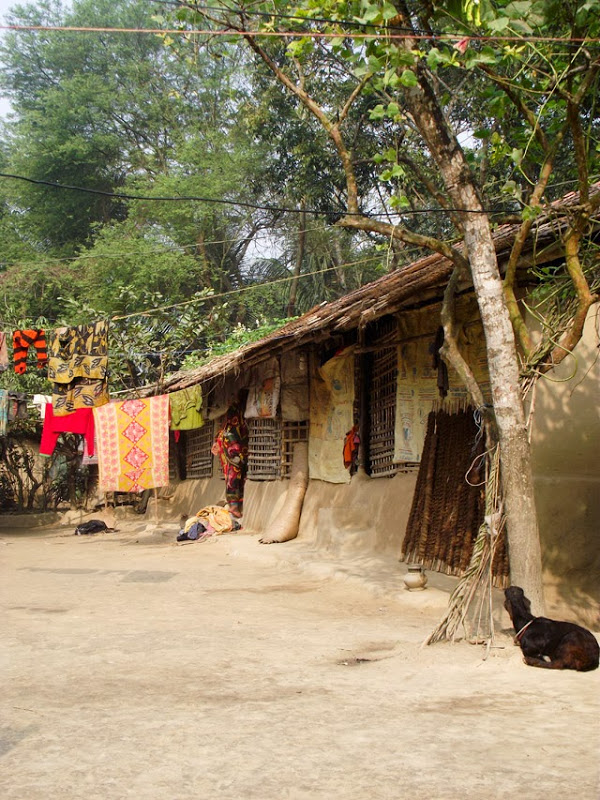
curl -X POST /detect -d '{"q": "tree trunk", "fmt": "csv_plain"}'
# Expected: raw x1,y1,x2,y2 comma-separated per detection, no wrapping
462,213,544,613
287,200,307,317
400,54,545,613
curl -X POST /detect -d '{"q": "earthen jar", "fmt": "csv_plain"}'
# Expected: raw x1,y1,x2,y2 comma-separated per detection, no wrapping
403,564,428,591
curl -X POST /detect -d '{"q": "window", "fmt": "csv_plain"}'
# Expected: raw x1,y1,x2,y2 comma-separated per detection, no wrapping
247,418,281,480
281,420,308,477
368,318,399,477
184,422,214,479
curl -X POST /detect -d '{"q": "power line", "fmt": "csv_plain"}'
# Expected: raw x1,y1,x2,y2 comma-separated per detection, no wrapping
0,224,333,269
0,247,421,328
109,252,393,320
146,0,417,33
0,175,590,274
1,23,599,44
0,172,515,217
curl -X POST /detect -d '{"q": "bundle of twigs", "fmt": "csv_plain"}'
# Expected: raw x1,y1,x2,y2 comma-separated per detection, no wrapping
425,444,505,646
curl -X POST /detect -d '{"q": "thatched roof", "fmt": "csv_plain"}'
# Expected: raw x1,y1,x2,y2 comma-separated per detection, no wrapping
162,184,599,393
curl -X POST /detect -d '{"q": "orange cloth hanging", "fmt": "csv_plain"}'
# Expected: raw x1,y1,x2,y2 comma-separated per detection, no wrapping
13,329,47,374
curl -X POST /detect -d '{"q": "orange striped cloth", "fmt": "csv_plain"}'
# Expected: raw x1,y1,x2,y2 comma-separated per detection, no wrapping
94,396,170,493
13,329,47,374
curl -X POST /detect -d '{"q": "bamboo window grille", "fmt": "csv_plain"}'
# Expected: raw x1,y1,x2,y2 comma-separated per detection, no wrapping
247,418,281,480
168,432,179,482
281,420,308,478
369,318,399,477
184,421,214,480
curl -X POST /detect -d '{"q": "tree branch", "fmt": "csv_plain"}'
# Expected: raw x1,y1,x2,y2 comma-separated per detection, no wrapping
541,228,598,371
439,266,485,410
337,214,469,272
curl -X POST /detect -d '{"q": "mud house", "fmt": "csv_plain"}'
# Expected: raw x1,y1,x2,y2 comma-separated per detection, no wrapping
159,188,599,626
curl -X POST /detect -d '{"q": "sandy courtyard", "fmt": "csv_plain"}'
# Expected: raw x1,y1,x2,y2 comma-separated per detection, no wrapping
1,522,599,800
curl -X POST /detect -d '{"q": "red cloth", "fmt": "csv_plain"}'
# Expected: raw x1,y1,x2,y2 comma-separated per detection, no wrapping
343,425,360,468
40,404,95,457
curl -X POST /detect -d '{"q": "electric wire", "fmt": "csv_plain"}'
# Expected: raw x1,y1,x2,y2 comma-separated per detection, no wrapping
1,23,600,44
110,252,400,319
0,172,517,217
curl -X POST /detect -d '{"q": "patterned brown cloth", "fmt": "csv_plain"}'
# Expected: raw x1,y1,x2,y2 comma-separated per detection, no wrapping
48,321,109,416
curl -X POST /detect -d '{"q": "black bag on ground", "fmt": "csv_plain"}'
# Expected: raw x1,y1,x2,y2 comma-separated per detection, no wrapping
74,519,114,536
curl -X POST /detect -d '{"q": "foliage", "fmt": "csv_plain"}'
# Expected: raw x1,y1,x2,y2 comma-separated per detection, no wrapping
182,316,296,369
0,0,597,389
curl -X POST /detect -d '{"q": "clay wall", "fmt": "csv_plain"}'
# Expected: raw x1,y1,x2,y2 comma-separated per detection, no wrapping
529,304,600,626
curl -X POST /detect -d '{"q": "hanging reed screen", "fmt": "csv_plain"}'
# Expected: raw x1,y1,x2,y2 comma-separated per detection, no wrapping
369,319,399,477
184,422,214,479
401,407,509,585
247,418,281,480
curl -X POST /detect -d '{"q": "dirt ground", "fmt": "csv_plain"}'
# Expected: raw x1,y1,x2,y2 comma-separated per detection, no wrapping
1,520,599,800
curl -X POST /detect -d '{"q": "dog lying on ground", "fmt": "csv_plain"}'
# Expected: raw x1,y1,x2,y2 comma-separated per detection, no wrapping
504,586,599,671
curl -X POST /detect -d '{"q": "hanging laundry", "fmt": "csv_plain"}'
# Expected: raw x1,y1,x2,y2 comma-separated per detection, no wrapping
13,329,47,374
81,436,98,465
93,395,170,493
0,332,9,372
51,377,110,417
32,394,52,419
39,405,95,457
169,385,203,431
47,321,109,416
0,389,8,437
7,392,28,422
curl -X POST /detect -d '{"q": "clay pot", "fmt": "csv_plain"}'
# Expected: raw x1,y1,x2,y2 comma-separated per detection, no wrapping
403,564,428,591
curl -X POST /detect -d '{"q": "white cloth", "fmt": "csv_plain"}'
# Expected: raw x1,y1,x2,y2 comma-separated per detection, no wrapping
32,394,52,419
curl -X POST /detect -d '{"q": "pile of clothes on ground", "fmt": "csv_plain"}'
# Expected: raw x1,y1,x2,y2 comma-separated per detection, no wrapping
177,504,242,543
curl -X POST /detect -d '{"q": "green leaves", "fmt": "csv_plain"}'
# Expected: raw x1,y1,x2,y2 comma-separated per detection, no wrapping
399,69,418,87
380,163,405,181
369,102,402,121
464,46,498,69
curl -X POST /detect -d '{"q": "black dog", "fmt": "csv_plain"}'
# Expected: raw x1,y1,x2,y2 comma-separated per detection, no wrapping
504,586,599,671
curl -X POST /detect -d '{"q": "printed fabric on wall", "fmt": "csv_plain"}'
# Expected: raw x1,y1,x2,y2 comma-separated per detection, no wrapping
94,395,170,493
394,320,491,463
244,358,281,419
280,351,309,421
309,346,355,484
